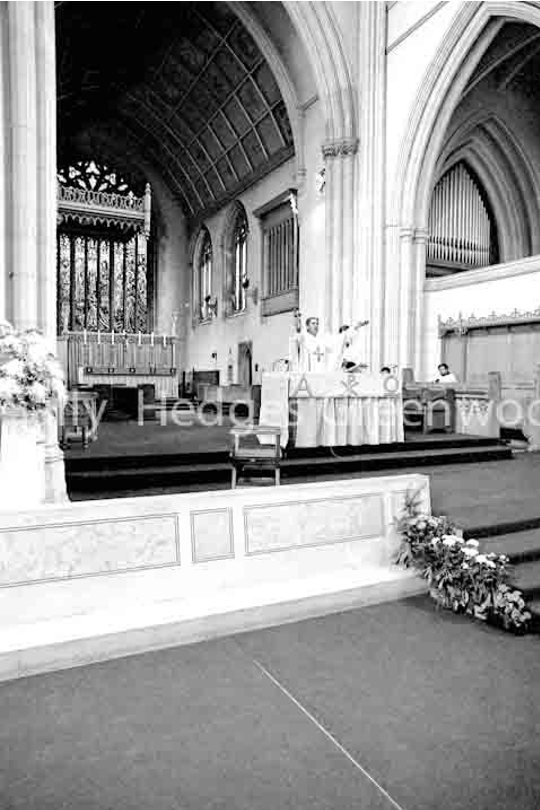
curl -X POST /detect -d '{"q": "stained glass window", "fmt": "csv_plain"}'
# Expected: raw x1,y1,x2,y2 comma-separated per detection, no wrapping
232,208,248,313
57,159,136,195
198,229,213,320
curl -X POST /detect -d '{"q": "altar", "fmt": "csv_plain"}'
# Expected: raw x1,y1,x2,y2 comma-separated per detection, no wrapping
58,331,180,399
259,372,404,448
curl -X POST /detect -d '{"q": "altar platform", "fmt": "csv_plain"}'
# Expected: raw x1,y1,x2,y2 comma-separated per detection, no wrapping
64,419,512,499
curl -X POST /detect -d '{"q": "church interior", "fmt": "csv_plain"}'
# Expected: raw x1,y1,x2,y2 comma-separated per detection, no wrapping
2,3,540,808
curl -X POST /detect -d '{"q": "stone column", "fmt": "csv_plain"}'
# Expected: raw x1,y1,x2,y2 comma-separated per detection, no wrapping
357,1,386,370
36,2,67,503
6,2,67,502
383,224,401,369
322,138,358,333
7,1,38,330
398,227,414,369
413,228,429,377
0,7,7,322
36,0,57,342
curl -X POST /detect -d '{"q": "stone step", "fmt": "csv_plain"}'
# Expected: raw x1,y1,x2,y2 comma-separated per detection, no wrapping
283,444,510,469
472,529,540,632
481,530,540,563
524,598,540,630
510,559,540,598
68,443,511,485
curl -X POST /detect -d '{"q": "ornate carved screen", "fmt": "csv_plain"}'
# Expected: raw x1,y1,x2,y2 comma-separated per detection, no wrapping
56,161,152,334
440,310,540,389
427,162,499,277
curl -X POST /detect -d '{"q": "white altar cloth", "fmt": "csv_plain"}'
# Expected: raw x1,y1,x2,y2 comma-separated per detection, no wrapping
260,372,404,448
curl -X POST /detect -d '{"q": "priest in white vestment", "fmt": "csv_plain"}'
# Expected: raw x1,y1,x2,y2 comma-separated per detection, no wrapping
289,313,368,372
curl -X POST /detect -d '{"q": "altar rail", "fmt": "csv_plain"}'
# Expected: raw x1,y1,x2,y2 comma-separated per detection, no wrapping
57,332,181,390
0,474,429,681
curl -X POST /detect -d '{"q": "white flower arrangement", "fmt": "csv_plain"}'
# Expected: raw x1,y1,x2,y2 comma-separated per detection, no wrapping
395,488,532,634
0,320,65,412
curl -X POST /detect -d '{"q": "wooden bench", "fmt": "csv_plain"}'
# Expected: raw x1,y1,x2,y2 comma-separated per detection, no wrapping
402,369,456,433
229,425,282,488
402,368,502,436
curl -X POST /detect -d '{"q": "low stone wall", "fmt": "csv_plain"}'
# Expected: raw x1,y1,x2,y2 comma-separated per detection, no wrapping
0,473,430,681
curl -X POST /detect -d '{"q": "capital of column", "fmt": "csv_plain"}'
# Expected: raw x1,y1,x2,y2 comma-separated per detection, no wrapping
322,137,359,160
413,227,429,244
400,226,415,242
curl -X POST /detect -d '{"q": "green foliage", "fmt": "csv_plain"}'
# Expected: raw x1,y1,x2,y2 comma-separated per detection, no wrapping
396,488,532,634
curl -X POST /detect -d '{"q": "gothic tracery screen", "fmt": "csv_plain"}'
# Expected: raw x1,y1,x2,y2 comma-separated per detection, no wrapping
57,233,148,333
57,161,149,334
57,160,133,194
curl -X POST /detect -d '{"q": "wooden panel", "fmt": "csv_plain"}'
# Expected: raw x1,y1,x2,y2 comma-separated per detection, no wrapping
508,326,540,383
466,330,511,386
441,335,464,380
442,324,540,387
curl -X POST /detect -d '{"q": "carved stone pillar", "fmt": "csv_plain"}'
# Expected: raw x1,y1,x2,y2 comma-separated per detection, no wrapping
399,227,414,368
383,224,401,368
7,1,38,330
0,8,6,322
5,3,67,502
413,228,429,377
357,1,386,370
38,3,67,502
36,1,57,342
322,137,358,333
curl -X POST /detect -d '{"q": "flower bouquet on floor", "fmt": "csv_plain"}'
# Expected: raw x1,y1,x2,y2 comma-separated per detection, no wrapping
0,320,65,510
395,488,532,634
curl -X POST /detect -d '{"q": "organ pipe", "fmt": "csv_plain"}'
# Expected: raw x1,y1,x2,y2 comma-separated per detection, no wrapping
427,162,493,270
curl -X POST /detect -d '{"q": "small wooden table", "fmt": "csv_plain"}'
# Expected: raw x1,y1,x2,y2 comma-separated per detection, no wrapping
60,390,99,449
229,425,282,488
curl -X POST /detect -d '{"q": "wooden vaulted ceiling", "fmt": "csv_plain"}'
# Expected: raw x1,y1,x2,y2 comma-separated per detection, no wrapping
464,22,540,98
56,2,294,218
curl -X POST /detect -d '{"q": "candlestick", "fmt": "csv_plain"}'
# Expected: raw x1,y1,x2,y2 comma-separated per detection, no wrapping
111,330,115,345
151,332,155,346
138,331,142,346
97,330,101,345
83,329,87,345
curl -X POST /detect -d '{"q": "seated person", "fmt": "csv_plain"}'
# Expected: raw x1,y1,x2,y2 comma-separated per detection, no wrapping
434,362,458,384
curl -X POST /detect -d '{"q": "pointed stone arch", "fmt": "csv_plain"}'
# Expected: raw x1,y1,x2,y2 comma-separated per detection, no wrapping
395,2,540,228
387,1,540,370
434,112,540,261
283,1,357,143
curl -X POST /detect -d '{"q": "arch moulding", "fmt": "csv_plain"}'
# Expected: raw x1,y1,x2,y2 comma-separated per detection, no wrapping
395,1,540,227
387,1,540,372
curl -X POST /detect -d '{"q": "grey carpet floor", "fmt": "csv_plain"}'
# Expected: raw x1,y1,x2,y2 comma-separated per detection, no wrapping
1,596,539,810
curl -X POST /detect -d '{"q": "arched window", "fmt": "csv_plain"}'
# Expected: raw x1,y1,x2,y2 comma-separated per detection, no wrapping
198,228,213,321
231,208,248,313
427,162,499,277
